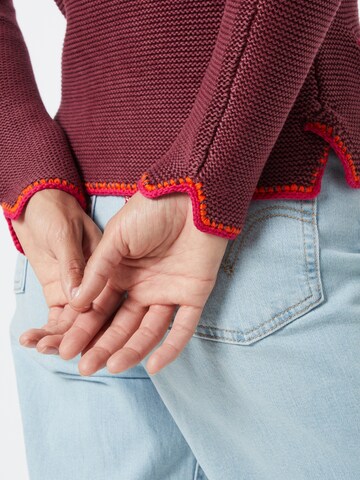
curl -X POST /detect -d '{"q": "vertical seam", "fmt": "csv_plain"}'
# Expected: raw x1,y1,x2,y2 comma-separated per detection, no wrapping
195,0,261,175
193,460,200,480
90,195,97,220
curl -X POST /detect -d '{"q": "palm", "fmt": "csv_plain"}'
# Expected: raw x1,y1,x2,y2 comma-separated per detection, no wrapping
19,255,85,349
14,190,103,350
19,261,75,349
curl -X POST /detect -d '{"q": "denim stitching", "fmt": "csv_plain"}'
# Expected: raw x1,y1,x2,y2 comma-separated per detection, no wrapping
13,253,28,294
195,291,322,343
300,200,314,300
229,199,321,340
197,198,324,343
197,292,313,335
310,197,322,300
221,204,311,272
90,195,97,220
193,460,200,480
221,212,312,276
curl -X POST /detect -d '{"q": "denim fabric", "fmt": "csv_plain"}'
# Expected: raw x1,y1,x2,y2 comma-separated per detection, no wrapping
9,148,360,479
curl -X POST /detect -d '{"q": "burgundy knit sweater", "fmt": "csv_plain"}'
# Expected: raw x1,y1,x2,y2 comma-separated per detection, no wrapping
1,0,360,254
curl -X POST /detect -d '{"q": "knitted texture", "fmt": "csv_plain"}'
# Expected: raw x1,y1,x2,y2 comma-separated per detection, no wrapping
1,0,360,252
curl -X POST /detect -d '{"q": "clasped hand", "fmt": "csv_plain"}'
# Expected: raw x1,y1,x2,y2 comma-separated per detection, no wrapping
16,189,228,375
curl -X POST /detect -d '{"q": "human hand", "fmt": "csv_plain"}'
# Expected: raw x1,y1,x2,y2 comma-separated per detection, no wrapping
12,189,103,350
40,190,229,375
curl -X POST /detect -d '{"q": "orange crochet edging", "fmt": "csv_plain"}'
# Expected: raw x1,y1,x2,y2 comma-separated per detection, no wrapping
1,177,87,217
304,122,359,185
254,122,359,197
85,177,241,238
2,177,87,255
138,173,241,238
84,180,138,195
254,144,330,196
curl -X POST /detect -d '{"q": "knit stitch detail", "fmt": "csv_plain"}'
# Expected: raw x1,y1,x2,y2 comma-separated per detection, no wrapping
2,0,359,251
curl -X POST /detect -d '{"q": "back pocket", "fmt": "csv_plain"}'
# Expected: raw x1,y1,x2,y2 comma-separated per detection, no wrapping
192,197,325,345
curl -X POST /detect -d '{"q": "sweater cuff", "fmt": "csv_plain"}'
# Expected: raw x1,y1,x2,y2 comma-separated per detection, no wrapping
1,178,87,255
137,172,242,240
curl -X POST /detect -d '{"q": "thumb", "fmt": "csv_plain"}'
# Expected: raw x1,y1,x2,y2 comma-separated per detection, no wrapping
69,215,126,310
54,235,86,304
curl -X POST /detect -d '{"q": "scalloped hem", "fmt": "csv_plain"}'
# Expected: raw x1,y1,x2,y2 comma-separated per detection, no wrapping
3,122,359,252
253,122,360,200
137,175,242,239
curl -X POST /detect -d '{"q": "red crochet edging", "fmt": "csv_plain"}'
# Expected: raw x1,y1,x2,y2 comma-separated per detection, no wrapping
2,178,87,255
304,122,359,187
137,174,241,239
4,123,358,252
253,122,360,200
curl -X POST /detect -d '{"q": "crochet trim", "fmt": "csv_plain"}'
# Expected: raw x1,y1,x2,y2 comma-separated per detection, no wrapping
4,122,359,253
85,181,138,196
2,178,87,255
137,174,241,239
85,176,242,237
304,122,359,187
253,122,359,199
2,178,87,218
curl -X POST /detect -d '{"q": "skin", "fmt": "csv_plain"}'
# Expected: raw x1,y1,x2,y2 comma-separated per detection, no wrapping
17,189,229,375
12,189,103,348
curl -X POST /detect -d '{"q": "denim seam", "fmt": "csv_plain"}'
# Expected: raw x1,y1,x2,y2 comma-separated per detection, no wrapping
90,194,97,220
13,254,28,294
300,200,314,300
193,460,200,480
224,205,308,266
194,287,323,344
196,291,313,336
221,202,314,274
221,212,312,276
310,197,322,300
197,198,324,343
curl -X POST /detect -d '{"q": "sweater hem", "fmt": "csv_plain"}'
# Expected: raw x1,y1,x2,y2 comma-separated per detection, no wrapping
3,120,360,252
137,174,242,240
253,122,360,200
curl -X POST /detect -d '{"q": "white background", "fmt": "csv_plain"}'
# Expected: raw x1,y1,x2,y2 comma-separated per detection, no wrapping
1,1,360,479
0,1,65,478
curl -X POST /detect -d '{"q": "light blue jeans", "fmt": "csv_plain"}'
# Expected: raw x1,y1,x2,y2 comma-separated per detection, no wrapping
9,148,360,480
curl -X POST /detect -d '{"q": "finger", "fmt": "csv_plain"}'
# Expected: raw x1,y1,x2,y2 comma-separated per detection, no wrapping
106,304,176,375
36,335,63,355
79,303,123,356
59,283,126,360
78,297,148,376
51,223,87,304
35,304,80,353
145,305,202,374
82,216,103,262
70,215,127,310
80,320,112,357
19,305,67,347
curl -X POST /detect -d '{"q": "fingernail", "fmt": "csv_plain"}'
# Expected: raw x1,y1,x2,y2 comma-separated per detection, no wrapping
21,339,36,347
40,347,59,355
71,285,81,299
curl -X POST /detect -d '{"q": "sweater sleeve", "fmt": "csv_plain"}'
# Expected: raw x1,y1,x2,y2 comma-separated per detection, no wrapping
137,0,342,239
0,0,87,254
